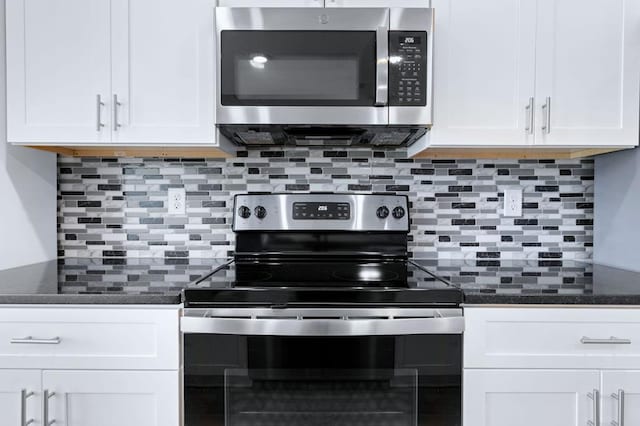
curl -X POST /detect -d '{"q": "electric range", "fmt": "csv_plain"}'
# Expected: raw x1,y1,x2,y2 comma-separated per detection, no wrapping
181,194,463,426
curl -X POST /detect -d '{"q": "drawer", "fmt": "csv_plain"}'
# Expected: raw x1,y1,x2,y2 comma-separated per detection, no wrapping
464,307,640,369
0,306,179,370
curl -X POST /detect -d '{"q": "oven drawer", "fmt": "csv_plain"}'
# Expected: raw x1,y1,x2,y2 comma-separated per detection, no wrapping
0,306,179,370
464,307,640,369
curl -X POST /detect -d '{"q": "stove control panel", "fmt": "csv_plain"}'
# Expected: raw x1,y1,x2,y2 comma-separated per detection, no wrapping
233,194,409,232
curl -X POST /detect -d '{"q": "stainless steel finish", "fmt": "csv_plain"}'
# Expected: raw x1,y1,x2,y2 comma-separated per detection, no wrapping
182,308,464,336
21,390,34,426
43,390,55,426
541,96,551,134
113,94,122,131
525,97,534,134
375,26,389,107
95,95,105,132
233,193,409,232
11,337,61,345
216,7,393,126
580,336,632,345
389,8,434,126
588,389,600,426
612,389,625,426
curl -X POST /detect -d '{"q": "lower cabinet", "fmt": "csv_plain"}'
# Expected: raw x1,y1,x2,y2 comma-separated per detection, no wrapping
0,370,41,426
464,370,598,426
602,371,640,426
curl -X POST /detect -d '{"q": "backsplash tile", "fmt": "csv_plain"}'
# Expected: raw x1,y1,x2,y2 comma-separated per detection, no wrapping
57,149,594,260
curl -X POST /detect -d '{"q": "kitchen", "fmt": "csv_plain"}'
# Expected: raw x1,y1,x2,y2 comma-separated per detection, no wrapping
0,0,638,425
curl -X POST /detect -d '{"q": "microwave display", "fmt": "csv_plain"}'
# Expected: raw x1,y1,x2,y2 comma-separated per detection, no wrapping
389,31,428,107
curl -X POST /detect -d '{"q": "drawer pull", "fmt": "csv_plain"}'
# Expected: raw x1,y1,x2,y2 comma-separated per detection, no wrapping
10,337,61,345
580,336,631,345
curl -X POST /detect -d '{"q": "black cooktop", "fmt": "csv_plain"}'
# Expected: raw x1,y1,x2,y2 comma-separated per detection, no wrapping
183,259,463,308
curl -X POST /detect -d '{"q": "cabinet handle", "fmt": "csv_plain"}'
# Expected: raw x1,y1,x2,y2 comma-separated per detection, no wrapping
580,336,631,345
541,96,551,134
10,337,61,345
43,390,55,426
525,97,534,135
113,94,122,131
588,389,600,426
21,390,35,426
612,389,625,426
96,95,105,132
375,26,389,107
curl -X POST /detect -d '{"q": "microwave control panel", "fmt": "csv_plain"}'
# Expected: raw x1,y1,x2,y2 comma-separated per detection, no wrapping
389,31,428,107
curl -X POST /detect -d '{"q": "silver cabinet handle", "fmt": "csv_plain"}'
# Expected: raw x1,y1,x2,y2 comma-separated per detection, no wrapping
541,96,551,134
525,97,534,134
580,336,631,345
10,337,61,345
43,390,55,426
113,94,122,131
612,389,625,426
21,390,35,426
96,95,105,131
375,26,389,107
588,389,600,426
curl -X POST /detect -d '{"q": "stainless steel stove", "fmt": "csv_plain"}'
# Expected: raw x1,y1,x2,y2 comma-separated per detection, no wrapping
181,194,463,426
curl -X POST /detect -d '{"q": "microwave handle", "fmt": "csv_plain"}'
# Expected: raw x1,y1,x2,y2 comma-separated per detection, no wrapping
375,26,389,107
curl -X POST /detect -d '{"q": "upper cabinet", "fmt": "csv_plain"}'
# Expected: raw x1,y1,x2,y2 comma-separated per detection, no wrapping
7,0,219,146
217,0,322,6
427,0,640,151
325,0,429,6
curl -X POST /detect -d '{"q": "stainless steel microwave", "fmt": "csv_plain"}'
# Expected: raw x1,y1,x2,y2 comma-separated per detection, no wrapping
215,7,434,148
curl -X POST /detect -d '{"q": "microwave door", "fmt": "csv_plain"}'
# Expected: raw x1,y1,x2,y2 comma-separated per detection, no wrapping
215,7,390,126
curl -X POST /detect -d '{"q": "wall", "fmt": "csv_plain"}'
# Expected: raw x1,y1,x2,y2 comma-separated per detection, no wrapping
594,147,640,271
0,0,57,270
58,149,594,261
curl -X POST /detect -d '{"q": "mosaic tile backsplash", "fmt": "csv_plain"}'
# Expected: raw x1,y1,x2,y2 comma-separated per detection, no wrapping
57,149,594,260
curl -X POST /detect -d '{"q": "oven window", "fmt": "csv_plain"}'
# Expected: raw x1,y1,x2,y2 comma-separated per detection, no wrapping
184,334,462,426
220,31,377,106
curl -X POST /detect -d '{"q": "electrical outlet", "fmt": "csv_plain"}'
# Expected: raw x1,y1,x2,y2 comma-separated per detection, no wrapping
503,189,523,217
168,188,186,215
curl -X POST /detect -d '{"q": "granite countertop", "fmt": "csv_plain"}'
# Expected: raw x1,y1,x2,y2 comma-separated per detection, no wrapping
413,259,640,305
0,258,231,304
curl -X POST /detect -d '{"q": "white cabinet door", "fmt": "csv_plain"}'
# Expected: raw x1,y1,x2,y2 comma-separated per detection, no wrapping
325,0,429,6
0,371,41,426
217,0,323,6
428,0,537,147
43,370,179,426
464,370,599,426
534,0,640,147
6,0,112,144
602,371,640,426
111,0,215,144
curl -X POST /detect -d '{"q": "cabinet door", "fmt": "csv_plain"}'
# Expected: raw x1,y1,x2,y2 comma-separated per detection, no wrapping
464,370,599,426
217,0,323,7
0,371,41,426
325,0,429,6
602,371,640,426
42,370,179,426
428,0,537,147
6,0,111,144
111,0,216,144
534,0,640,147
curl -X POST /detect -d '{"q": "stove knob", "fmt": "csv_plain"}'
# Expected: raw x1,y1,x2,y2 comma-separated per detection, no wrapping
254,206,267,220
238,206,251,219
376,206,390,219
392,206,406,219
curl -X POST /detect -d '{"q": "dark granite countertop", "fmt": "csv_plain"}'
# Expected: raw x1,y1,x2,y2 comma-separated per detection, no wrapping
0,258,230,304
413,259,640,305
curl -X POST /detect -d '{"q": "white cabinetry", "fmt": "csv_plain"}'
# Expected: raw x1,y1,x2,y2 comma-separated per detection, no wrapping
218,0,322,5
427,0,640,151
464,370,598,426
0,370,41,426
325,0,428,6
602,371,640,425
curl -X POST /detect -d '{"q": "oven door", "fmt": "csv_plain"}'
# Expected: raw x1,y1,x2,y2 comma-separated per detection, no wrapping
182,308,463,426
215,8,389,126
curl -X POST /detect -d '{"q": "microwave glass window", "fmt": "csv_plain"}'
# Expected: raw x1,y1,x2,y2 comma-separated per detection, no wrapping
221,31,376,106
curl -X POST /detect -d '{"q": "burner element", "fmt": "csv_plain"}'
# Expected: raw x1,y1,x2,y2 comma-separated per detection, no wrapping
332,266,400,283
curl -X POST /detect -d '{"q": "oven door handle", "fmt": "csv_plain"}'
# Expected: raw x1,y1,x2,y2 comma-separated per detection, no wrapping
181,316,464,336
375,25,389,107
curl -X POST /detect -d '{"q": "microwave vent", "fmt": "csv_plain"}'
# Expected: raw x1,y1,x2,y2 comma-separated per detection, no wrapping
236,131,275,145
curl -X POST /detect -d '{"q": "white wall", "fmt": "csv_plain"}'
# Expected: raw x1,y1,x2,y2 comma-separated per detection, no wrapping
594,147,640,271
0,0,57,269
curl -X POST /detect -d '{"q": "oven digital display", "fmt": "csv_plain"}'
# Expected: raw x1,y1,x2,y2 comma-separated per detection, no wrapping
293,202,350,220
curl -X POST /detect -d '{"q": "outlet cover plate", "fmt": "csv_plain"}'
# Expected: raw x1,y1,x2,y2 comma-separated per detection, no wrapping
503,189,523,217
168,188,186,215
